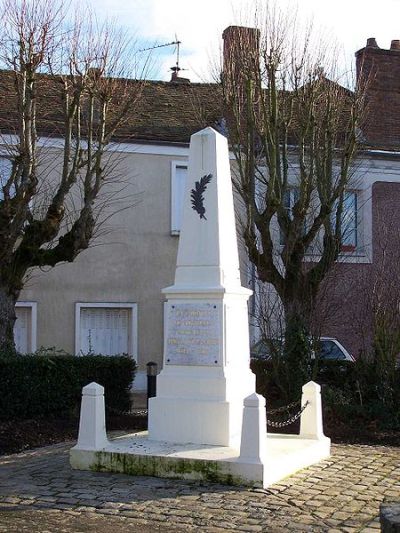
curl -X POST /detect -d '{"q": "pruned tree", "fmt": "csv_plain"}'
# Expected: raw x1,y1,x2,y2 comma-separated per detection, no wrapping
222,10,366,397
0,0,146,354
346,205,400,405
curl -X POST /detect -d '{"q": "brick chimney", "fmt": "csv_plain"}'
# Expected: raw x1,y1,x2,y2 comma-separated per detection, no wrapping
356,38,400,147
222,26,261,143
169,66,190,84
222,26,260,97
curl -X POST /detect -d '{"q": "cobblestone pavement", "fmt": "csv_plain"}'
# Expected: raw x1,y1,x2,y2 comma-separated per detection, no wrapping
0,439,399,532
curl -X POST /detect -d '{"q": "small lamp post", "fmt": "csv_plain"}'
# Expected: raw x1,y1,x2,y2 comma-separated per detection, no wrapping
146,362,158,408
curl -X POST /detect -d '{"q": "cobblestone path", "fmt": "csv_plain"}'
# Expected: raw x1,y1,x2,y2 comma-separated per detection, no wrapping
0,440,399,532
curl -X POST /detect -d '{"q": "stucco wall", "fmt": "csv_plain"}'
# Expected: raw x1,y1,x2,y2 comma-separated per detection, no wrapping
19,148,188,379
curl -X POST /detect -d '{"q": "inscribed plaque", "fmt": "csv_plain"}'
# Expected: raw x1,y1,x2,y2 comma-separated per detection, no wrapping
165,303,221,366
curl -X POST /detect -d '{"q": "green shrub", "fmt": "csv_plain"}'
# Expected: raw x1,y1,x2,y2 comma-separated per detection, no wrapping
251,356,400,430
250,358,355,401
0,354,136,421
250,359,287,405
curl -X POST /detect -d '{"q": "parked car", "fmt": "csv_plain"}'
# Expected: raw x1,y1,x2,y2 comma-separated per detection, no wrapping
250,336,355,362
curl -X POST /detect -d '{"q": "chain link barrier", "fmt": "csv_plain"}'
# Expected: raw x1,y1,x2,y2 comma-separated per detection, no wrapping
105,400,310,429
266,400,309,428
106,405,148,416
266,400,302,415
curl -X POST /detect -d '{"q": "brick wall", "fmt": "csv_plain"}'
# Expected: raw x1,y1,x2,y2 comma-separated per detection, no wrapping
318,181,400,358
356,39,400,147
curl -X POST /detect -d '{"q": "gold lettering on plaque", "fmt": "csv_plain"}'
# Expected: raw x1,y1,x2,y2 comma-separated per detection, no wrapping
165,303,220,366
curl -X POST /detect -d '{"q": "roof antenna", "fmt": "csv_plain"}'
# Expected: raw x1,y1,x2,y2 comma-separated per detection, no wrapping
139,36,189,82
170,35,184,79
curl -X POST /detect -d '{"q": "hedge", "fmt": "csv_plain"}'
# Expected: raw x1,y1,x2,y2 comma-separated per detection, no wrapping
0,354,136,421
250,358,357,398
250,357,400,429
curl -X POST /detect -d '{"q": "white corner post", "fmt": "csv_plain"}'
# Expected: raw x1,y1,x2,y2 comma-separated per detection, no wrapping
299,381,327,440
74,382,109,450
239,393,267,463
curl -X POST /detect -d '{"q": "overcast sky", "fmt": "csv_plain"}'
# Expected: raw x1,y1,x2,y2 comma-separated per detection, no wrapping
85,0,400,82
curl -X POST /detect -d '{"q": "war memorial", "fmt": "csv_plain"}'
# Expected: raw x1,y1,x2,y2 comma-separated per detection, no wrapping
70,127,330,487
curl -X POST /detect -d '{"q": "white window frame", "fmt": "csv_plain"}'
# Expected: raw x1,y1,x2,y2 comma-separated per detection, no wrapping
75,303,138,359
0,156,14,200
15,301,37,353
330,190,359,252
170,160,188,235
340,190,358,252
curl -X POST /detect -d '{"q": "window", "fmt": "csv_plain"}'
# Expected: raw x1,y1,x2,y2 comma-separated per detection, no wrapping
14,302,37,353
171,161,188,235
332,191,358,251
75,303,138,357
318,340,347,361
280,188,299,245
0,157,13,200
340,192,357,251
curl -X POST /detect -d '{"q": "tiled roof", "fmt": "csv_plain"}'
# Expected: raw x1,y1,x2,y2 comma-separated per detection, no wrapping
0,67,397,153
0,70,224,145
121,80,224,144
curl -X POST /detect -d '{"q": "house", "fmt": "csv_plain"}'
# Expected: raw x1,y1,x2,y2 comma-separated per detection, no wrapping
4,77,222,389
313,38,400,357
6,27,400,389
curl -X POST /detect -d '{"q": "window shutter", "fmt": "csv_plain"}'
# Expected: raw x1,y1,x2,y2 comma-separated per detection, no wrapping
14,307,30,353
171,164,188,234
80,307,130,355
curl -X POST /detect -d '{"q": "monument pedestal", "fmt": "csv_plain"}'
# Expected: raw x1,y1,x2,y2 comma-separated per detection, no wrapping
70,430,330,488
149,288,255,448
70,379,331,488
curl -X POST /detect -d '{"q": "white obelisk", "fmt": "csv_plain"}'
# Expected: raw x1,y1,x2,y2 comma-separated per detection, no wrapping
148,127,256,448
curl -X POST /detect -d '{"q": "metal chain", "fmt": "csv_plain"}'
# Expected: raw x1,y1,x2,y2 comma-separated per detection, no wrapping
105,400,309,429
105,405,148,416
266,400,302,415
266,401,309,428
106,405,131,415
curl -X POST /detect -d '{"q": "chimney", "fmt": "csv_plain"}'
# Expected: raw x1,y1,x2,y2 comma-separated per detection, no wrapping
222,26,261,143
222,26,260,96
169,66,190,84
356,38,400,147
366,37,378,48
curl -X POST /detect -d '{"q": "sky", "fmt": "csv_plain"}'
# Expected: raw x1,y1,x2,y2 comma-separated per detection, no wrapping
85,0,400,82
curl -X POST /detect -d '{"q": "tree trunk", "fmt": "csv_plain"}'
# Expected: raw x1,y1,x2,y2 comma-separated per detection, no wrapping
0,286,19,355
281,297,314,401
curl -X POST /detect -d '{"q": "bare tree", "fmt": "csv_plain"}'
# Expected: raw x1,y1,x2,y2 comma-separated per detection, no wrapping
351,205,400,373
0,0,146,354
223,9,365,397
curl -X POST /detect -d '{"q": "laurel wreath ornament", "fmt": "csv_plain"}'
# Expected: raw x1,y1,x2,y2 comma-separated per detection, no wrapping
190,173,212,220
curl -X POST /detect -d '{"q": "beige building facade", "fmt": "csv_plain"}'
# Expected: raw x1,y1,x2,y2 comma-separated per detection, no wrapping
16,143,194,388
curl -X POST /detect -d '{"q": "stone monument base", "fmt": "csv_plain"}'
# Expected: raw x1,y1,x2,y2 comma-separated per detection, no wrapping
70,431,331,488
70,381,331,488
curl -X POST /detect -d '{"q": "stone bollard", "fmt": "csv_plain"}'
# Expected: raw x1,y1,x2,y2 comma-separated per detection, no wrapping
380,501,400,532
299,381,326,440
239,393,267,463
75,382,109,450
